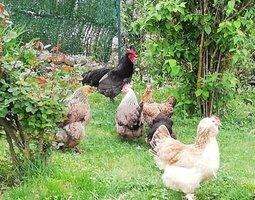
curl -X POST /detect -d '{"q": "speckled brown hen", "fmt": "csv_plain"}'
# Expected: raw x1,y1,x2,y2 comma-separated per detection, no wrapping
62,85,93,126
143,95,177,127
54,121,85,150
54,85,93,151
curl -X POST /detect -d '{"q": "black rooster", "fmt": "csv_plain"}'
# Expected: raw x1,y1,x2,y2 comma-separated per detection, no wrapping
81,47,136,101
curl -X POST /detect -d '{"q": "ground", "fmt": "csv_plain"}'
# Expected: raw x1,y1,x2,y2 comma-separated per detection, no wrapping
0,84,255,200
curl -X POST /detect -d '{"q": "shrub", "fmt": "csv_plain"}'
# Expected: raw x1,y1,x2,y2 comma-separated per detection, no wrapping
0,5,79,171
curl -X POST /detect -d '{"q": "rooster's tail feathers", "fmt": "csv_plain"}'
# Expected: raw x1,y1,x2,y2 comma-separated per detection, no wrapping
81,68,110,86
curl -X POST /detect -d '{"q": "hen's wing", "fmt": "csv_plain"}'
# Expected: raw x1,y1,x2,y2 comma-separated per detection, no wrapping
143,103,160,126
63,122,85,147
55,122,85,148
158,104,174,118
68,98,91,122
116,104,144,138
116,104,142,128
150,125,201,169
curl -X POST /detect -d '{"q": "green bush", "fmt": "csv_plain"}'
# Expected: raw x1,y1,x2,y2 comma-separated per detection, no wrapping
124,0,255,117
0,15,80,172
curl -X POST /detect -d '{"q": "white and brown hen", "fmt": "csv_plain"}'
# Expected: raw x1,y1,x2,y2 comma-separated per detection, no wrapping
116,84,145,139
150,116,221,200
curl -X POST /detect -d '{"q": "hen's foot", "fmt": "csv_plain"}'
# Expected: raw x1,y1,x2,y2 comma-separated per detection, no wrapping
109,98,115,104
72,146,83,154
184,194,196,200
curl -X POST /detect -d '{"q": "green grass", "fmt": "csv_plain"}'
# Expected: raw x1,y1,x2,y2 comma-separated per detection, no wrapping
0,85,255,200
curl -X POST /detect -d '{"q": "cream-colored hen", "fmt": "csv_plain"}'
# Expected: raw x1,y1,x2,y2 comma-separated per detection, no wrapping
150,116,221,200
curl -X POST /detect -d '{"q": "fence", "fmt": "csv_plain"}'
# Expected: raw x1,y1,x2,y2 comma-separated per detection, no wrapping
3,0,121,62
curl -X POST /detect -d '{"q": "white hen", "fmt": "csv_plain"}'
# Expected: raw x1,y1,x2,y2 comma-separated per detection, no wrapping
150,116,221,200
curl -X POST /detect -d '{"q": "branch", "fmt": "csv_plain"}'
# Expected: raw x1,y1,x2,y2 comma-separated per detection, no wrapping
197,31,205,89
0,118,23,151
216,51,222,73
13,114,25,146
210,46,219,72
5,129,18,166
226,1,254,21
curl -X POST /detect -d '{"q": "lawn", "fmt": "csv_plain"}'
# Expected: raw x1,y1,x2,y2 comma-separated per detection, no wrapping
0,84,255,200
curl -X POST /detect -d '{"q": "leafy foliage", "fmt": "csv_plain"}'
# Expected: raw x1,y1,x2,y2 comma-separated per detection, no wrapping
0,11,80,170
125,0,255,116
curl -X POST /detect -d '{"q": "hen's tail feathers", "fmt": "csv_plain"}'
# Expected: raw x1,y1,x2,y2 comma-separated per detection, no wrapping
128,102,144,130
152,125,170,141
137,102,144,122
149,125,170,157
168,96,177,108
138,102,144,113
81,68,110,87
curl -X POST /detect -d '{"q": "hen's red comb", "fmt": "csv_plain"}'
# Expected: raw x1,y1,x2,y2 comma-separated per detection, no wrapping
211,115,220,122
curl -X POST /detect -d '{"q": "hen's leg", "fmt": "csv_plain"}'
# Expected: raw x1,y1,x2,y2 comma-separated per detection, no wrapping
185,194,196,200
110,97,115,104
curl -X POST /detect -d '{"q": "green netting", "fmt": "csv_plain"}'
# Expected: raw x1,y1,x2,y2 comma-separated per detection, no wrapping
3,0,118,62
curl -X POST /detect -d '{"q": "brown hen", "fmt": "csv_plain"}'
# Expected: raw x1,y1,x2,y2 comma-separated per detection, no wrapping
142,95,177,127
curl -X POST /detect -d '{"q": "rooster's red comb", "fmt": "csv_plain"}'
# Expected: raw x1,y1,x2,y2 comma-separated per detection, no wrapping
128,47,136,56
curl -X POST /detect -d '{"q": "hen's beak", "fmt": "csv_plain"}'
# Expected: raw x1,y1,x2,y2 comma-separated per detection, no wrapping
217,121,222,127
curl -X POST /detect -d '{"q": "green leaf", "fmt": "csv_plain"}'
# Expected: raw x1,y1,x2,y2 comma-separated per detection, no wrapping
46,109,53,114
155,3,161,11
202,90,210,99
171,65,181,76
195,89,203,97
226,0,235,16
233,21,241,29
26,107,32,112
179,2,186,8
0,107,8,117
168,59,177,67
3,31,18,43
228,0,235,10
205,26,211,34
